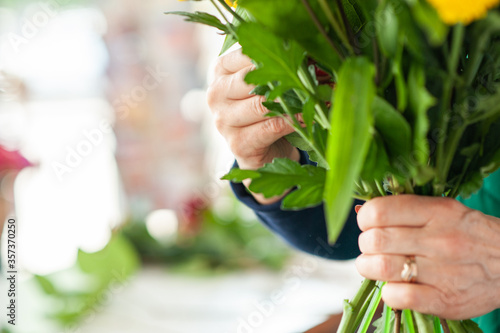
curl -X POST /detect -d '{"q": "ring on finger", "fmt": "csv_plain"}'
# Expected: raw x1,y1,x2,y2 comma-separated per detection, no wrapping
401,256,418,283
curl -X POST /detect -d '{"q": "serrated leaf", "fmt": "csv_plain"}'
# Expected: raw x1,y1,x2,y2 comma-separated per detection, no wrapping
324,57,376,243
221,168,262,182
166,11,228,33
237,22,305,93
238,0,341,70
230,158,326,210
250,85,271,96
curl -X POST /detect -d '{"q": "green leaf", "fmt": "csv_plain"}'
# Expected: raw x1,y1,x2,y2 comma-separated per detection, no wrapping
324,57,376,243
407,64,436,166
220,5,254,55
459,319,484,333
409,0,448,46
341,0,363,32
360,133,390,181
238,0,341,70
166,11,228,33
34,275,58,296
77,234,140,287
412,312,434,333
221,168,262,182
237,22,305,93
372,97,412,163
226,158,326,210
375,2,399,58
249,159,326,209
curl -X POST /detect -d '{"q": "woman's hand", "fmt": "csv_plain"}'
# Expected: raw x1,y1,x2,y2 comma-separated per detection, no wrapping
355,195,500,320
207,49,300,204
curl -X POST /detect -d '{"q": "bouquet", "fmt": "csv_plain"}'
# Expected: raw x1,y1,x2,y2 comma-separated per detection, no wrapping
169,0,500,331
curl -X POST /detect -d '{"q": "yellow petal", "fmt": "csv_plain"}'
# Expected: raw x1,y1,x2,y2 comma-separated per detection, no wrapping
427,0,500,25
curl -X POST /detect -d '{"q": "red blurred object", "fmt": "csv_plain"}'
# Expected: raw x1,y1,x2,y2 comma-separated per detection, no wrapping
179,196,209,237
0,145,32,173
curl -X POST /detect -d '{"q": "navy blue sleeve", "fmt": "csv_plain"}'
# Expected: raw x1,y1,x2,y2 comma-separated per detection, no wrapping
230,151,362,260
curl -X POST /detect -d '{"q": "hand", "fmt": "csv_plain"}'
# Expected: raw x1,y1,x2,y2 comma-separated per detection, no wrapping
207,49,300,204
355,195,500,320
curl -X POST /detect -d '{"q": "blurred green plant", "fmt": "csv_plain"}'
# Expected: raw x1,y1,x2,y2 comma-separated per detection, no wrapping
30,234,140,330
122,196,291,274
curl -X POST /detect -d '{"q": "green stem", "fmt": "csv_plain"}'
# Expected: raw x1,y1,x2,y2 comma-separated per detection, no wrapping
337,279,378,333
215,0,245,22
335,0,359,54
358,281,385,333
210,0,237,37
271,83,328,166
375,180,387,197
301,0,345,59
402,310,416,333
440,318,451,333
383,304,393,333
435,24,465,195
317,0,352,53
449,157,472,198
433,316,441,332
436,124,466,196
297,63,331,129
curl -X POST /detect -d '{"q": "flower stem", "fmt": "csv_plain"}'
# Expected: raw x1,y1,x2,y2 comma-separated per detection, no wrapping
300,0,345,59
434,24,465,195
337,279,378,333
210,0,237,37
440,318,451,333
358,281,385,333
317,0,353,54
215,0,245,22
335,0,359,54
394,310,401,333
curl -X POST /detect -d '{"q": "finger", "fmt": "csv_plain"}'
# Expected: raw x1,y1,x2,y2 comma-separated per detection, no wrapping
357,195,462,231
215,48,253,75
356,254,440,285
225,117,295,157
381,282,475,320
214,95,269,128
220,65,256,100
358,227,425,256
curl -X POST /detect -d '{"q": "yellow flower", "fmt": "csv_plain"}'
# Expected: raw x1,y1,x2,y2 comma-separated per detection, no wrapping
427,0,500,25
225,0,237,8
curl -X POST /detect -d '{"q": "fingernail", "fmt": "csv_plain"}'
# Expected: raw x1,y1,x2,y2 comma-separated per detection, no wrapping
355,205,363,214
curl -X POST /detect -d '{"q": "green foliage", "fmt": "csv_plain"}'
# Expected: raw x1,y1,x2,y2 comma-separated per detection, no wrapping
324,57,376,243
223,158,326,210
122,196,290,272
173,1,500,331
31,234,140,329
165,11,228,33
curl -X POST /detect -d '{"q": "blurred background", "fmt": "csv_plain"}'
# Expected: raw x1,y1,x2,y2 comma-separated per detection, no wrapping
0,0,362,332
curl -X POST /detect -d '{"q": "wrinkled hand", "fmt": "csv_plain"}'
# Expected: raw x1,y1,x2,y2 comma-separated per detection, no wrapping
355,195,500,320
207,49,299,204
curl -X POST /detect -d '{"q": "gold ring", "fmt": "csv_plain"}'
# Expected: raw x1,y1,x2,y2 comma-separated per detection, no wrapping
401,256,418,283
